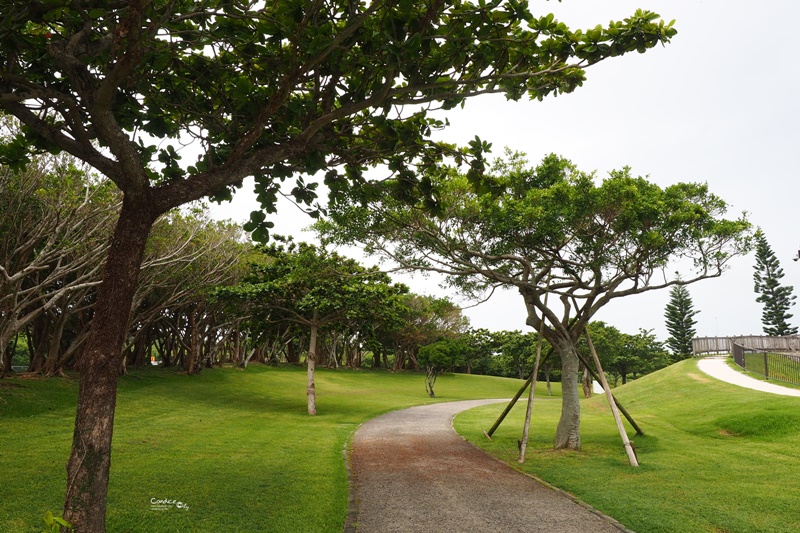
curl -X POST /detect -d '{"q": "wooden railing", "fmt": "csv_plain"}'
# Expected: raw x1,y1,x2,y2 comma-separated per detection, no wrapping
692,335,800,356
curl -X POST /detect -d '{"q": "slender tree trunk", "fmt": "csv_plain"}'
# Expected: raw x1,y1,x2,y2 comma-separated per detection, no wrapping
186,305,199,375
544,364,552,396
63,199,157,533
307,311,318,415
581,364,593,398
553,338,581,450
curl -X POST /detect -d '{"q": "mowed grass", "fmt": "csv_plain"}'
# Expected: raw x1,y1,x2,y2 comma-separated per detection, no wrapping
455,358,800,533
0,365,527,532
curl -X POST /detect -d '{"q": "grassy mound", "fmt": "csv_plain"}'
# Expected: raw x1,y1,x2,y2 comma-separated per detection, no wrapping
455,358,800,532
0,365,529,532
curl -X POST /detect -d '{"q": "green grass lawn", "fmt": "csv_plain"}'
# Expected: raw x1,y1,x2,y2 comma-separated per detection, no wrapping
455,358,800,533
0,365,527,532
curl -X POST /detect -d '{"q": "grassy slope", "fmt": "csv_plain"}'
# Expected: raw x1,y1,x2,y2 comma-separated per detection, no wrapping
455,358,800,533
0,365,529,532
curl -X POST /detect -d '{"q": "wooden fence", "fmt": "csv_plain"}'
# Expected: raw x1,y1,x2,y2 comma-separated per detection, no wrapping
692,335,800,356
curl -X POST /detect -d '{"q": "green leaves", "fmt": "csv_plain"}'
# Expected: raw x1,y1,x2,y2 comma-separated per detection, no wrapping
0,0,677,231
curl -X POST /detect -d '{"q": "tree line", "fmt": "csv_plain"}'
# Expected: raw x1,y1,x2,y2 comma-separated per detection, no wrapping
2,149,679,387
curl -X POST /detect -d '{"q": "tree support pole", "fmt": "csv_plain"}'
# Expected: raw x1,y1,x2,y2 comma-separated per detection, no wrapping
517,340,543,461
484,348,553,439
518,285,550,462
585,331,639,467
573,349,644,437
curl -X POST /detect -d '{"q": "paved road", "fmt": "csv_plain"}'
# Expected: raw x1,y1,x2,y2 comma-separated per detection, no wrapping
697,357,800,397
348,399,626,533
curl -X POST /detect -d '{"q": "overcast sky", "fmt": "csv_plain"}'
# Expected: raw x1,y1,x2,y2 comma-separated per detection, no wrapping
211,0,800,341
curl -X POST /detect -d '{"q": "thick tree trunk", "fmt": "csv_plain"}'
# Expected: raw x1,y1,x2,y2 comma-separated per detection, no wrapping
553,338,581,450
62,199,157,533
307,312,318,416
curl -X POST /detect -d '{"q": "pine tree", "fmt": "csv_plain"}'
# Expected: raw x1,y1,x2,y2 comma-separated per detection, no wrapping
664,284,699,360
753,230,798,336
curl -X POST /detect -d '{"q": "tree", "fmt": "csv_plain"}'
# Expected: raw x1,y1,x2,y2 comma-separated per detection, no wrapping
0,152,118,376
664,283,699,360
319,152,750,450
417,337,465,397
383,293,467,370
215,242,406,414
0,2,678,528
753,230,798,336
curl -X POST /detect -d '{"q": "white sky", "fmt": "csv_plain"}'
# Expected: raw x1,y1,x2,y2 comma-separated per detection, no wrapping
210,0,800,341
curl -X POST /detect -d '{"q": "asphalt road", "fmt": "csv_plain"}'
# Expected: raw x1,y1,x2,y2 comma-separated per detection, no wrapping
347,399,628,533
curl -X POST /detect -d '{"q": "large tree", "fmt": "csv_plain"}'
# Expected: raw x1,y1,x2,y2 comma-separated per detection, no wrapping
753,230,798,336
0,1,677,528
318,153,750,450
664,283,699,360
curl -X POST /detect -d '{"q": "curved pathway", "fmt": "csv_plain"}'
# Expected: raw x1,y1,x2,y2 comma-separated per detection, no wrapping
697,357,800,397
348,399,626,532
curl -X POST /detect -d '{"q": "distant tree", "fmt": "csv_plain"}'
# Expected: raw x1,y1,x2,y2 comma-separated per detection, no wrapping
617,329,670,384
753,230,798,336
664,283,699,360
214,242,407,414
459,328,495,375
417,338,466,397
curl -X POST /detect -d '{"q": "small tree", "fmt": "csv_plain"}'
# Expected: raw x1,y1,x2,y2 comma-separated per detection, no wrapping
664,283,699,361
753,230,798,336
417,338,465,397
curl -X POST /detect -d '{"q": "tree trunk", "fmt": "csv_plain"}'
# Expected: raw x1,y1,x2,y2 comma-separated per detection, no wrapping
286,338,299,363
553,338,581,450
0,331,14,377
186,305,200,375
544,364,552,396
63,198,157,533
307,312,318,415
581,364,593,398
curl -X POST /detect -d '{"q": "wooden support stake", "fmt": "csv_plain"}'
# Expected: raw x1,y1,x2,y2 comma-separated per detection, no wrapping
574,350,644,437
585,331,639,467
518,287,550,463
484,348,553,439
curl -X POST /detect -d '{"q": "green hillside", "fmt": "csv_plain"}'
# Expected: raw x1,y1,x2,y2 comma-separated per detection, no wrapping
455,358,800,532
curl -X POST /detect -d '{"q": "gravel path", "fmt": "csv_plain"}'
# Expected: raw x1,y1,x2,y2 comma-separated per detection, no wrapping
347,399,627,533
697,357,800,397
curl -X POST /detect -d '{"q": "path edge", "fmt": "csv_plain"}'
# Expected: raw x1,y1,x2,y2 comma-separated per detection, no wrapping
343,425,360,533
449,407,637,533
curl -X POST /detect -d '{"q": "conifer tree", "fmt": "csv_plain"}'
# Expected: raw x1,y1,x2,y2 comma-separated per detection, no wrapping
753,230,798,336
664,283,699,360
